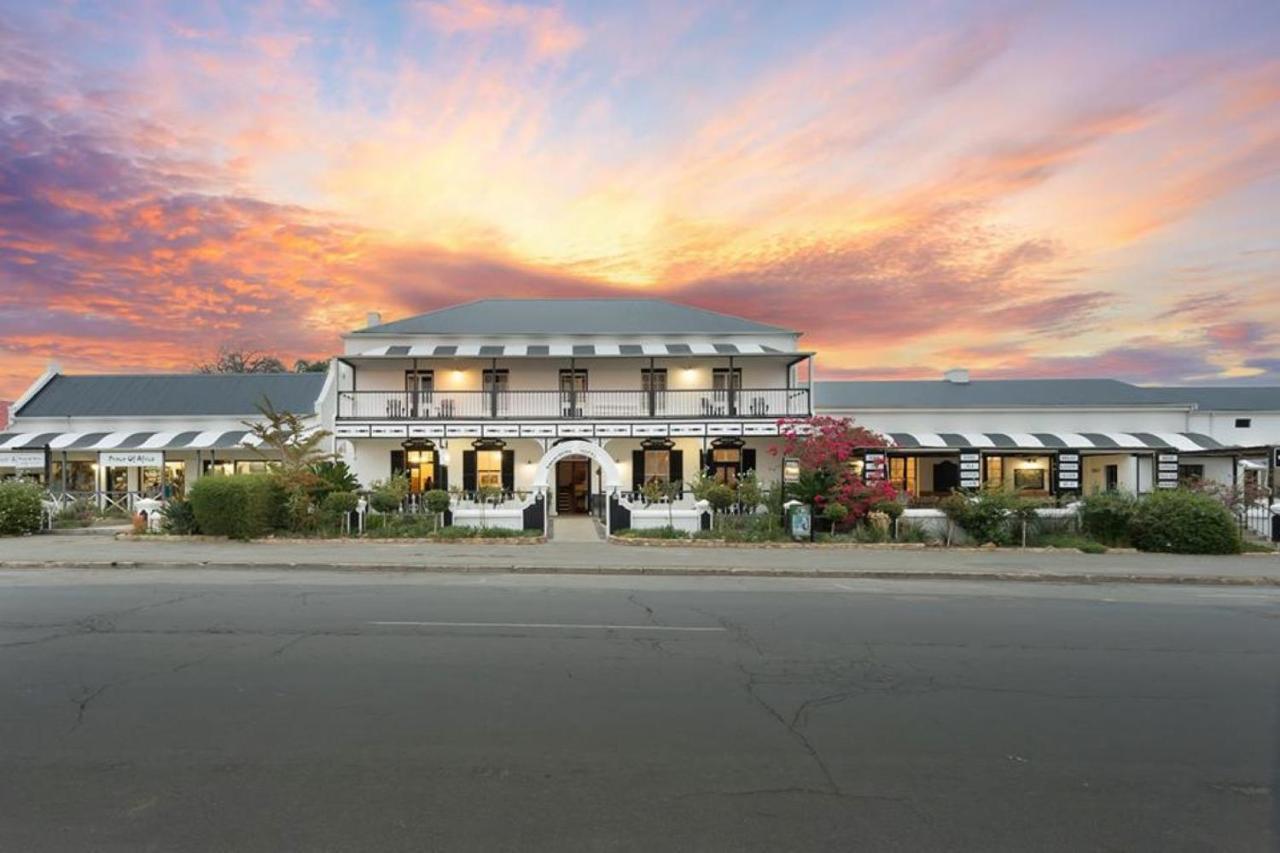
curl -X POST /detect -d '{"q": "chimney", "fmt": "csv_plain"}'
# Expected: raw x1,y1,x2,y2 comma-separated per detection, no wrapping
366,311,382,329
944,368,970,384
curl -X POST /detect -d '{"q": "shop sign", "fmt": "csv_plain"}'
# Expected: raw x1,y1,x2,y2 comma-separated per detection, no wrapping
0,451,44,469
782,457,801,485
99,451,163,467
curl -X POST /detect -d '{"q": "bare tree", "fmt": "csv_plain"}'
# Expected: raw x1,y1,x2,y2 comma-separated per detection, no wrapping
196,345,287,374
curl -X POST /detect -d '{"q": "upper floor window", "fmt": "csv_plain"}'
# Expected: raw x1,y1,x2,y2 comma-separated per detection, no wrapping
405,370,433,396
712,368,743,391
641,368,667,392
483,369,509,393
1235,418,1252,428
559,369,588,394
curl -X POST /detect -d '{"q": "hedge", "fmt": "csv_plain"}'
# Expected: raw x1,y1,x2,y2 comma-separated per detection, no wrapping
188,474,285,540
0,480,44,536
1128,489,1241,555
1079,491,1137,546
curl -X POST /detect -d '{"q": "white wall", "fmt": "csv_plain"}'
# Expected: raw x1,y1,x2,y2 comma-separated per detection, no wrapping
822,407,1192,434
1188,411,1280,446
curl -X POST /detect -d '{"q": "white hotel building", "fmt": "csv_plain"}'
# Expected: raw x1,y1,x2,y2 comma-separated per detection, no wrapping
2,299,1277,532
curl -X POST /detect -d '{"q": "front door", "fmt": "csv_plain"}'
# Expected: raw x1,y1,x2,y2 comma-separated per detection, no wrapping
556,459,590,514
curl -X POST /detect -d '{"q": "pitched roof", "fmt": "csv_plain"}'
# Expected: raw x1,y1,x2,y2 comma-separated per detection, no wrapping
15,373,327,418
814,379,1174,409
352,299,794,336
1145,386,1280,412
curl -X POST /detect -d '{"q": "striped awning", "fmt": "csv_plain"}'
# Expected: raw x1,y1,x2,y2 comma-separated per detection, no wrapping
0,430,260,452
885,431,1227,452
355,343,794,358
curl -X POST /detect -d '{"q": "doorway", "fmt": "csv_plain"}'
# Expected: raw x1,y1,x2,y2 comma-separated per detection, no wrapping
556,458,590,514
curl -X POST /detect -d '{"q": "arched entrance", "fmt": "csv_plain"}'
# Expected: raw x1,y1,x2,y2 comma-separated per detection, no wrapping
532,440,621,515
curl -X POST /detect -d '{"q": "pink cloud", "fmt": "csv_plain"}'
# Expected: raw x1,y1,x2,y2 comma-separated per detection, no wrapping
414,0,584,59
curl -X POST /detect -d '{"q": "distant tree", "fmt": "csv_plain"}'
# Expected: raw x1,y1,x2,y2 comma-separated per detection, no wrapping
293,358,329,374
197,345,287,374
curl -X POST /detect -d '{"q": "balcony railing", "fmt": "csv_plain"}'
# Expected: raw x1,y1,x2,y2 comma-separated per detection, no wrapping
337,388,810,420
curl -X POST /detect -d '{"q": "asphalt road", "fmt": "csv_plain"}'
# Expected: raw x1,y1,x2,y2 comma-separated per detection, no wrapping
1,569,1277,852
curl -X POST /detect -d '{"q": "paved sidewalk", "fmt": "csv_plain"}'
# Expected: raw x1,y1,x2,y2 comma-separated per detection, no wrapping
1,534,1277,585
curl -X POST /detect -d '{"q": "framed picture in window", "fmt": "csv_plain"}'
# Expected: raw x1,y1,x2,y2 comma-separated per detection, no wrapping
1013,468,1045,490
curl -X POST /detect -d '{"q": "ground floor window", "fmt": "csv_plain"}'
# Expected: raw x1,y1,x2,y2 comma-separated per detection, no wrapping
475,450,503,490
1178,463,1205,484
202,460,269,476
51,461,96,492
644,449,671,484
105,466,129,494
889,456,918,496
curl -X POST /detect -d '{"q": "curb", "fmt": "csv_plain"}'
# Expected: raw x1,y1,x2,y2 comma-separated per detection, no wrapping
0,560,1277,586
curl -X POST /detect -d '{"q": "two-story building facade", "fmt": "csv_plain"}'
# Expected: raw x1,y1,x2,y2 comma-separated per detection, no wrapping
332,299,813,516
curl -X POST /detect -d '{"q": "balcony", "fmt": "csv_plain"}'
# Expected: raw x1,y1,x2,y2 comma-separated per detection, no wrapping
337,388,810,420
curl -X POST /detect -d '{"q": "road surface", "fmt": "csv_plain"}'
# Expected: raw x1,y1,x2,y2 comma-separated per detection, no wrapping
2,568,1277,851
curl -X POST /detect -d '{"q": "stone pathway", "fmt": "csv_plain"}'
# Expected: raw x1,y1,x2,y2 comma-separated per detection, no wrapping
550,515,603,542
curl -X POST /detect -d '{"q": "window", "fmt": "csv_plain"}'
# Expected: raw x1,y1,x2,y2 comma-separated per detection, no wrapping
482,369,509,393
889,456,918,496
559,369,588,393
710,447,741,485
1235,418,1252,428
405,370,434,404
106,467,129,493
644,450,671,484
712,368,742,392
641,368,667,392
984,456,1004,486
51,461,95,492
476,450,503,490
1178,464,1205,484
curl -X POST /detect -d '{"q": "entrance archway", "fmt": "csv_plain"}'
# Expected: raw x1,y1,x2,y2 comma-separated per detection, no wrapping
532,440,621,492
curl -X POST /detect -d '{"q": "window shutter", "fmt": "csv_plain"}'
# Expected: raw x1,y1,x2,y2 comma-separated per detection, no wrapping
669,450,683,485
436,452,448,491
632,450,644,491
742,449,756,472
502,450,515,492
462,451,476,492
390,450,406,478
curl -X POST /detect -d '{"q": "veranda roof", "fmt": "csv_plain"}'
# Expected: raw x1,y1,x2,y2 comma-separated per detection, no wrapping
883,431,1226,452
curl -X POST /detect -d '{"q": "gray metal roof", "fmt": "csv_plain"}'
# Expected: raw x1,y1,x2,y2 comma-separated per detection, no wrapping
814,379,1172,409
16,374,327,418
352,299,794,336
1145,386,1280,412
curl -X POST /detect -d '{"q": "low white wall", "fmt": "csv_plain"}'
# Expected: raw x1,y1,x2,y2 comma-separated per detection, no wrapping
449,507,524,530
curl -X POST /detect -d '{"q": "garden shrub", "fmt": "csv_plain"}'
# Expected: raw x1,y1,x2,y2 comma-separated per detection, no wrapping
1079,491,1137,546
0,480,44,536
309,461,360,502
188,474,284,540
368,476,409,513
161,499,200,535
319,491,359,527
941,490,1017,546
1128,489,1241,555
617,525,689,539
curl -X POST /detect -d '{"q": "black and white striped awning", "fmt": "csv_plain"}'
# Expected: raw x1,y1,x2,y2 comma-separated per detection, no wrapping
885,431,1226,452
354,343,793,358
0,430,261,452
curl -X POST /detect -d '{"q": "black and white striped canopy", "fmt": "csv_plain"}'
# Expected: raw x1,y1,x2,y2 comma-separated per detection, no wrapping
885,431,1225,452
0,430,259,451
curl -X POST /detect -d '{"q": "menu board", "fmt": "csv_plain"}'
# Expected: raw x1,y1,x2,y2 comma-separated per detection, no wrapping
1056,451,1080,493
1156,453,1179,489
863,451,886,482
959,451,981,490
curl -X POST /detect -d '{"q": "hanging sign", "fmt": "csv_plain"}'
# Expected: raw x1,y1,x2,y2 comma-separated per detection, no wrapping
99,451,163,467
0,451,44,469
862,451,886,482
782,457,801,485
1156,452,1179,489
1056,451,1081,492
959,451,982,490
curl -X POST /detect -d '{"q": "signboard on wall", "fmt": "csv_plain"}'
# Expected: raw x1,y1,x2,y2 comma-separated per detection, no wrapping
782,457,801,485
1156,452,1179,489
0,451,45,469
99,451,163,467
862,451,886,483
1056,451,1080,493
959,451,981,490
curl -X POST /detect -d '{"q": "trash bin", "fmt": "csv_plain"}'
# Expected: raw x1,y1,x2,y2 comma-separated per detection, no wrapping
784,501,812,542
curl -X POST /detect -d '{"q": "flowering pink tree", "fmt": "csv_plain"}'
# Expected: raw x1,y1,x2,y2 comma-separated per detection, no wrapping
771,416,898,527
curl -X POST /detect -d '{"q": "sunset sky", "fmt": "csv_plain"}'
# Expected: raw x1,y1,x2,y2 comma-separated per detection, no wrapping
1,0,1278,400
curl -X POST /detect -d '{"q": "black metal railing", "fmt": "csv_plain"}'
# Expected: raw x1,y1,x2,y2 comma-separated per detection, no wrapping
337,388,810,420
